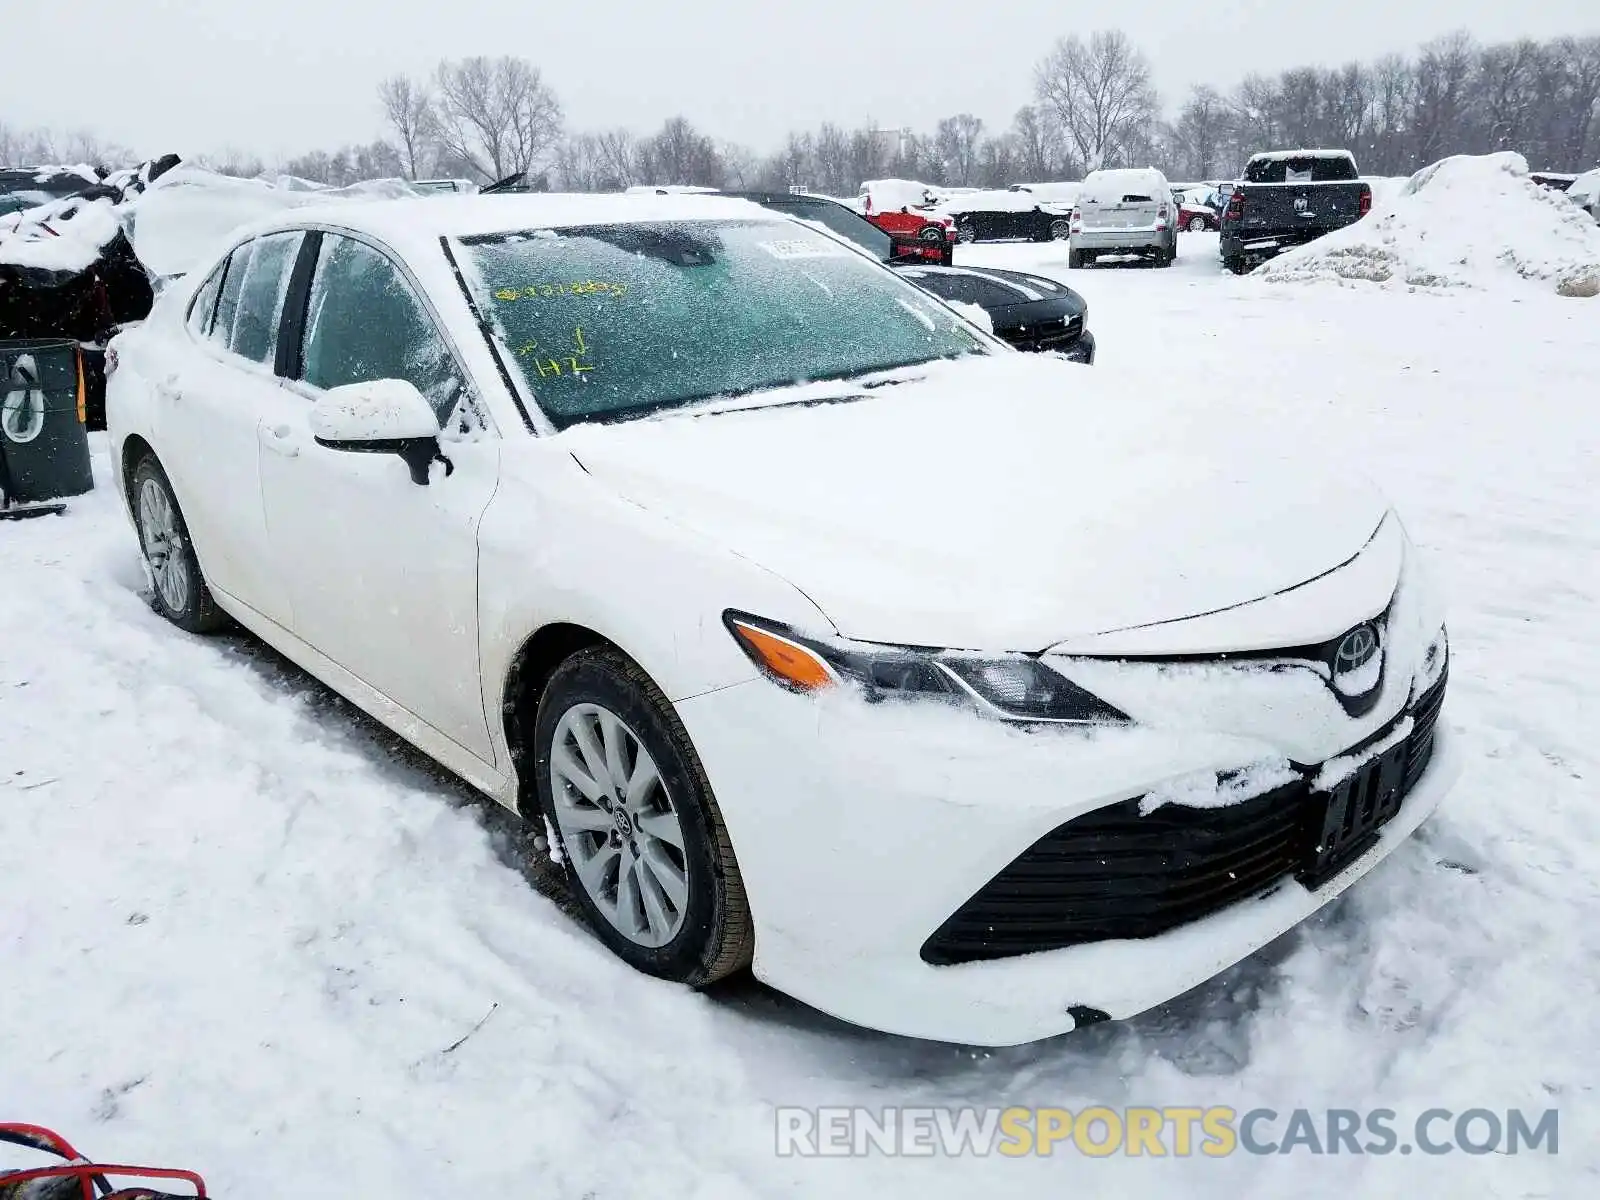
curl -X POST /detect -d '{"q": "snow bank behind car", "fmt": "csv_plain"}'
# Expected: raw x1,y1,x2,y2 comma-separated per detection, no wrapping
124,166,421,278
1258,152,1600,296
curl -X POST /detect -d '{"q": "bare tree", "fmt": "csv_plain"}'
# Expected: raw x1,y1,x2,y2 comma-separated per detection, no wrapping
1011,105,1069,179
378,74,436,178
1367,54,1414,174
1323,63,1374,148
975,134,1020,187
1551,35,1600,166
637,117,726,188
1171,85,1226,178
720,142,758,189
589,129,638,188
845,127,894,193
432,56,562,182
935,113,985,185
1412,32,1478,164
1,131,30,168
1035,30,1159,170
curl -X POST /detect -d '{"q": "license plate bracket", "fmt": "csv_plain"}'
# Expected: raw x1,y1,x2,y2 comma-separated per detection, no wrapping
1297,743,1408,889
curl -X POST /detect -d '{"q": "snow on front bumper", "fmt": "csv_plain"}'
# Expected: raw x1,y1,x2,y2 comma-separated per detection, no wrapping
675,675,1457,1047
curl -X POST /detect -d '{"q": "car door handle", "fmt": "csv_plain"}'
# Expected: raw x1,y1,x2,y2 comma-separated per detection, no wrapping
258,423,300,458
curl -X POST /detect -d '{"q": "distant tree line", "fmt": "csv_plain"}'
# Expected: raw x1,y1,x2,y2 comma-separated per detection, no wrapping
3,31,1598,192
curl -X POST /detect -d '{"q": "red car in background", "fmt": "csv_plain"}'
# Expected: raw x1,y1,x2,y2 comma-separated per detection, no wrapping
861,181,956,264
1172,189,1221,231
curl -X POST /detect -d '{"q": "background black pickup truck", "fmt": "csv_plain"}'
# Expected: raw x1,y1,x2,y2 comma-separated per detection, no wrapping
1219,150,1373,274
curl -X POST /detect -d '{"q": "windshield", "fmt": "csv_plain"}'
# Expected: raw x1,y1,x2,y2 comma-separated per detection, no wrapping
458,219,983,427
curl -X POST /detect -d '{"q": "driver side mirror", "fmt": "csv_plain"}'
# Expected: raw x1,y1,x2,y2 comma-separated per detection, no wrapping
311,380,452,486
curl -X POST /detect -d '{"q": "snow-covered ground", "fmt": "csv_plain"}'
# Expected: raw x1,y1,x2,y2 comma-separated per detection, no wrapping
3,227,1598,1198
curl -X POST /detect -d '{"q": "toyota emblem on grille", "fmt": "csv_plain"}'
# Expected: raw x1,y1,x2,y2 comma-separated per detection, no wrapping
1334,623,1379,674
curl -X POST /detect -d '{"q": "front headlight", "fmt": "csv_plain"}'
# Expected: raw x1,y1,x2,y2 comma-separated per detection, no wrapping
723,611,1128,725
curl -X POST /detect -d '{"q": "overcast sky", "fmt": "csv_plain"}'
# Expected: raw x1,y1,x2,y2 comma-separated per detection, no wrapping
5,0,1594,161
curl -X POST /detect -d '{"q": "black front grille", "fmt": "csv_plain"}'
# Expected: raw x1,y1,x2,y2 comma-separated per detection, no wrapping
999,314,1082,353
921,668,1448,966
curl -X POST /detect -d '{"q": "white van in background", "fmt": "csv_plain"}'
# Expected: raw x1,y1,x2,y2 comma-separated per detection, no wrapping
1068,167,1177,269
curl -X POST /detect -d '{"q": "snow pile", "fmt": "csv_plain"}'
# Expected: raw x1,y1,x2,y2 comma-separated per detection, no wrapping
123,166,422,278
0,196,123,272
0,157,180,274
1259,152,1600,296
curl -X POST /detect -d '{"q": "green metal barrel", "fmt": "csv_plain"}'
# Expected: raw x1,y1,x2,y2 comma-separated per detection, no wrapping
0,338,94,505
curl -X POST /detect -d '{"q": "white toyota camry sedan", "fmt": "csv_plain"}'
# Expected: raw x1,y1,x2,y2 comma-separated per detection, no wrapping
107,193,1455,1045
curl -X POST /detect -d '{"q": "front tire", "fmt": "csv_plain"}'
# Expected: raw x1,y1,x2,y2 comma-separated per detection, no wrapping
956,221,977,244
130,455,227,634
532,647,753,986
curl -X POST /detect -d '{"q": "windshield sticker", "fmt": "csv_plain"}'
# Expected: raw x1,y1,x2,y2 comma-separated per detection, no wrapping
493,281,628,301
755,238,851,261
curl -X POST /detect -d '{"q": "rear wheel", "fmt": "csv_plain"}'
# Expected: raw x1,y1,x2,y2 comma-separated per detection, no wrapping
956,221,977,244
130,455,227,634
1223,254,1249,275
1187,215,1208,233
532,647,753,986
1048,218,1071,241
1067,249,1086,269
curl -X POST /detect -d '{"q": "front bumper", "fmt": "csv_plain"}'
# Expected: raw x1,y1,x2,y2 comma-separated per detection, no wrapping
677,666,1455,1046
1060,330,1095,363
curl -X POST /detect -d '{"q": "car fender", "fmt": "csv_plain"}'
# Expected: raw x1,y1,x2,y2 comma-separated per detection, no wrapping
475,440,834,771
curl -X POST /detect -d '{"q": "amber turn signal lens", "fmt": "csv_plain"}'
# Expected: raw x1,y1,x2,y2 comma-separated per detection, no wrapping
729,620,835,691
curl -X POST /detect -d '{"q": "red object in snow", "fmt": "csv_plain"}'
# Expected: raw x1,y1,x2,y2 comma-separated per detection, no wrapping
0,1124,207,1199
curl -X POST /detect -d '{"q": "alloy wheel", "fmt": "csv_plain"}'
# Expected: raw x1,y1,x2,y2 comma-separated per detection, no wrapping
550,703,690,948
138,477,191,614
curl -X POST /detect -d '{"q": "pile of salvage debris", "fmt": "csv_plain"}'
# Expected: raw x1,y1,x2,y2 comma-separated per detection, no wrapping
0,155,182,427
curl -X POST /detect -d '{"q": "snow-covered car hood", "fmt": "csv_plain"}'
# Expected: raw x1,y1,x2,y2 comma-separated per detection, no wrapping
561,355,1392,650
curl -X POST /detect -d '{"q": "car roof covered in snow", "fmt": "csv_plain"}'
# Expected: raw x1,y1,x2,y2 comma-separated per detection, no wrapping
1079,168,1169,201
1247,149,1357,163
219,192,789,258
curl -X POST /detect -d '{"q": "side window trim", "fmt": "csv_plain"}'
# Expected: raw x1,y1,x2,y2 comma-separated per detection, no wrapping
274,230,322,379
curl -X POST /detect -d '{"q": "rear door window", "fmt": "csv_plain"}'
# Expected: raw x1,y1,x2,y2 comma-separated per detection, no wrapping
225,232,304,365
207,247,248,349
186,260,226,336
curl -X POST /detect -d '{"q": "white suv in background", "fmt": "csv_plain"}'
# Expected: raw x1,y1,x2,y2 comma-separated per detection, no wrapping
1068,168,1178,269
1567,169,1600,224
